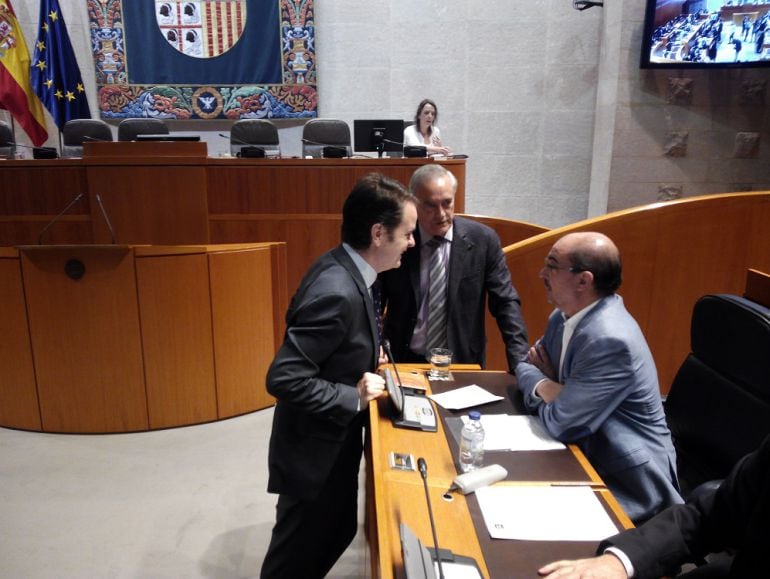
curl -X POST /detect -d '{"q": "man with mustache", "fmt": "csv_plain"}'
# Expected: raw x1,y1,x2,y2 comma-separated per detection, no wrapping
516,232,682,523
381,164,528,372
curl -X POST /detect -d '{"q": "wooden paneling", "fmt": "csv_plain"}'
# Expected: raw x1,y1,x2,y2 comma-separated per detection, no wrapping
209,246,277,417
87,165,209,244
0,251,41,430
494,192,770,394
1,243,288,433
136,252,218,429
20,245,148,433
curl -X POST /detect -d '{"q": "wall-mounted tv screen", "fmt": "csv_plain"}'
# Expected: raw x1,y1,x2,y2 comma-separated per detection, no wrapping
640,1,770,68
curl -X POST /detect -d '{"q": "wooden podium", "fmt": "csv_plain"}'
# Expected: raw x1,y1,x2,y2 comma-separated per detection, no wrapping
0,242,286,433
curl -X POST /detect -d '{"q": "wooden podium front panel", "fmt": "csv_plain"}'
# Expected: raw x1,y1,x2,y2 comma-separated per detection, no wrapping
208,246,277,416
0,253,42,430
20,246,148,433
136,252,218,428
0,161,91,245
87,165,209,245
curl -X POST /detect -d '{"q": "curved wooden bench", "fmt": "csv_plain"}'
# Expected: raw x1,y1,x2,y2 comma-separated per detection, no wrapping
485,191,770,394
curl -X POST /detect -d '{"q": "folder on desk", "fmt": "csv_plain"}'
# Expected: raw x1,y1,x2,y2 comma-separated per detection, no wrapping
400,523,482,579
384,368,437,432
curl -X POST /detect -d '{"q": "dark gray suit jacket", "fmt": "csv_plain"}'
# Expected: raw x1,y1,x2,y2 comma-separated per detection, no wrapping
381,216,528,370
265,246,378,500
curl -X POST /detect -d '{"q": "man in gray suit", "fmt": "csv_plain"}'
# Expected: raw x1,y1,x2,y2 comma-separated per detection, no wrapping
516,232,682,523
261,174,417,578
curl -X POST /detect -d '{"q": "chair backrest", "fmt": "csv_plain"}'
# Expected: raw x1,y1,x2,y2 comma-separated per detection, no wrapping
230,119,280,157
302,118,351,157
664,294,770,496
61,119,114,157
118,118,169,141
0,119,12,159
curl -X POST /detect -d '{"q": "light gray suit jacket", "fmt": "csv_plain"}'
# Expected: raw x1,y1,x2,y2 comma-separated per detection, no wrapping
516,294,683,522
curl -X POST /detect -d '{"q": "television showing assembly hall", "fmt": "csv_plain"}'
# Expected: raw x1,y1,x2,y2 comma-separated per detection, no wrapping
2,0,770,577
642,0,770,66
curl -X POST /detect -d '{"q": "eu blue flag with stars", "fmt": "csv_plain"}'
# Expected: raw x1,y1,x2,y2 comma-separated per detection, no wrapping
30,0,91,129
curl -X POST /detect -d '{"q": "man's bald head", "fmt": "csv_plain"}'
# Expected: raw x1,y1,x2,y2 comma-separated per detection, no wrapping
559,232,622,296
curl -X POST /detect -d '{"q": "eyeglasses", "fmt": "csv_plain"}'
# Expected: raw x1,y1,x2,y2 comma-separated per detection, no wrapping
543,259,579,273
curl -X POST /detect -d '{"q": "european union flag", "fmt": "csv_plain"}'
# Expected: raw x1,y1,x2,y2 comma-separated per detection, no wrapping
30,0,91,129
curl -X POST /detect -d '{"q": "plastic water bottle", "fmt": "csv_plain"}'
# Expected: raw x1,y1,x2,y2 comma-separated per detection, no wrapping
458,411,485,472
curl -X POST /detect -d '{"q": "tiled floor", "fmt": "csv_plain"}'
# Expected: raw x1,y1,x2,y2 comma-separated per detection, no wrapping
0,407,368,578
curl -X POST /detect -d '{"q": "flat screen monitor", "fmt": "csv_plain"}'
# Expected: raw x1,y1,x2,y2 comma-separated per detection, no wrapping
353,119,405,157
640,1,770,68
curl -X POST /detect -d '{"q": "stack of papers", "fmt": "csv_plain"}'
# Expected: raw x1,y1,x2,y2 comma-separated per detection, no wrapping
472,414,565,451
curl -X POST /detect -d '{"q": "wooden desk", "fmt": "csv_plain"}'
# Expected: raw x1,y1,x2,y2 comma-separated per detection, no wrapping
367,369,632,579
0,148,466,293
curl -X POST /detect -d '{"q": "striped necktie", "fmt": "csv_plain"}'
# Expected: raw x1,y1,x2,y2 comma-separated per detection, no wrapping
371,279,383,345
425,236,448,351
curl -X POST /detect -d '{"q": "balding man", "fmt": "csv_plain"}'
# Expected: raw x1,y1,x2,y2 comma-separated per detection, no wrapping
516,232,683,523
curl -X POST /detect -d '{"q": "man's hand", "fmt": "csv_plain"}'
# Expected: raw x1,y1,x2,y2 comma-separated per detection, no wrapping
538,554,629,578
378,346,388,366
528,339,557,381
357,372,386,405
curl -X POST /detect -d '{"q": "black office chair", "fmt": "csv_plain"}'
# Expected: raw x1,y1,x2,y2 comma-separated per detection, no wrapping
61,119,113,157
230,119,280,157
0,119,13,159
301,118,351,158
117,118,169,141
664,294,770,498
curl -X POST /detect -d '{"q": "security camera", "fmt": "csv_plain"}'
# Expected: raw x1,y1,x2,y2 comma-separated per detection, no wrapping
573,0,604,10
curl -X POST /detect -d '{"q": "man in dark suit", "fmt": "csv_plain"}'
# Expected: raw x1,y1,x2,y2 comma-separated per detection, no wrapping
381,164,528,371
538,434,770,578
260,173,417,579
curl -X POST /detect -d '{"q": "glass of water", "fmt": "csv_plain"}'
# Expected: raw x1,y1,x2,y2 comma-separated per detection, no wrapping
428,348,452,380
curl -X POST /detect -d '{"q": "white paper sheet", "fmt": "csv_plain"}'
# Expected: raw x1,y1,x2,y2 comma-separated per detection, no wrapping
428,385,503,410
459,414,565,451
474,485,619,541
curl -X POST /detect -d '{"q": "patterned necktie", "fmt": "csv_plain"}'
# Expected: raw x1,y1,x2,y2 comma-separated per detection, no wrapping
425,236,448,350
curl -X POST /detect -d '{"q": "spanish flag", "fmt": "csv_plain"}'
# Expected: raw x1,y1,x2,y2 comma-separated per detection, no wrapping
0,0,48,146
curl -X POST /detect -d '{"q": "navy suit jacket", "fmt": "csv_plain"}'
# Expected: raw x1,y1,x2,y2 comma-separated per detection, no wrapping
516,295,683,522
602,434,770,578
265,246,378,500
381,216,528,370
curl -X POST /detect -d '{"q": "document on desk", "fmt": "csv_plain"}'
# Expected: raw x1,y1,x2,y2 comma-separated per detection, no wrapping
468,414,565,451
475,485,619,541
428,385,503,409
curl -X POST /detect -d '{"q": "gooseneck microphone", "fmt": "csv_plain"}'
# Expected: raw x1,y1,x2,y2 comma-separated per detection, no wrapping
382,339,406,388
95,194,117,244
300,137,348,158
417,457,445,579
38,192,85,244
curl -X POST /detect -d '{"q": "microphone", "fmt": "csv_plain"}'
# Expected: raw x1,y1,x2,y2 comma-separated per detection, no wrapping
382,339,407,389
5,142,58,159
300,137,348,158
37,192,85,244
81,135,109,142
218,132,267,158
417,457,445,579
95,194,117,244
